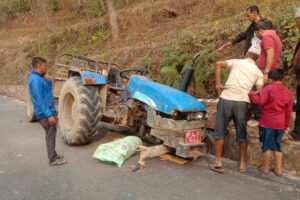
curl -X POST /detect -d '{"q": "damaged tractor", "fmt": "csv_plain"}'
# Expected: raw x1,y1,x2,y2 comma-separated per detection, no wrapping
27,53,215,167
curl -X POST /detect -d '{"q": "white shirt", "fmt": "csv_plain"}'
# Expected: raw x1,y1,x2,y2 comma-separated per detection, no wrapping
220,58,264,103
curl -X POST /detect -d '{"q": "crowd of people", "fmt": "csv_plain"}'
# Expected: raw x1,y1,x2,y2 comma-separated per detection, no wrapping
210,5,300,176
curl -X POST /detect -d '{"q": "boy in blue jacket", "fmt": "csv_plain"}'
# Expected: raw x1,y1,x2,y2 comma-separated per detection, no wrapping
28,57,67,166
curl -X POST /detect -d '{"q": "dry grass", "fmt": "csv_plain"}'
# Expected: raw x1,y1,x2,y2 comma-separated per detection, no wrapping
0,0,299,94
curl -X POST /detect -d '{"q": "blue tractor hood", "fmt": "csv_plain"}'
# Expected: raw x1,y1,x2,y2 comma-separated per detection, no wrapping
126,76,206,115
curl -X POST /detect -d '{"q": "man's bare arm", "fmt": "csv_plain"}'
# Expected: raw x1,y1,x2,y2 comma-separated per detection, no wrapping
255,85,263,92
215,61,228,95
216,42,232,53
265,48,275,72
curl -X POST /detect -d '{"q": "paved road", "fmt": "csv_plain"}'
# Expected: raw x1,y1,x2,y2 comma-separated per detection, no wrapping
0,96,299,200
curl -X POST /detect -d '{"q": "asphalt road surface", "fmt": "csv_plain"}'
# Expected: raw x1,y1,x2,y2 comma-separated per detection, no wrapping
0,96,299,200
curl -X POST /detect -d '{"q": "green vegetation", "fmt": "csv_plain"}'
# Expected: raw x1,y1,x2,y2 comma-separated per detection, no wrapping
1,0,300,97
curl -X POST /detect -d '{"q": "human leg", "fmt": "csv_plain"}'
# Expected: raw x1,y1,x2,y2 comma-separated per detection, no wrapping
211,99,232,171
39,118,58,163
261,150,272,173
274,151,283,175
291,85,300,140
233,101,249,170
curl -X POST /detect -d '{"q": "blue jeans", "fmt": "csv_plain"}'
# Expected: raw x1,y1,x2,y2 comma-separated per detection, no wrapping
259,126,284,152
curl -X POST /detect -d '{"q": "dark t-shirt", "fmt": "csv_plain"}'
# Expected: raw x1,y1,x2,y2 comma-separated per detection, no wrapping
231,17,274,55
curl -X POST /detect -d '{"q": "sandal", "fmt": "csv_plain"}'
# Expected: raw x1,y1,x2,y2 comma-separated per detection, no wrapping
210,165,224,173
49,159,67,166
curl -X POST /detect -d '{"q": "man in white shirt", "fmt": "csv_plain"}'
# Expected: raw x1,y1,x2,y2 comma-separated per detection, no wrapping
210,51,264,173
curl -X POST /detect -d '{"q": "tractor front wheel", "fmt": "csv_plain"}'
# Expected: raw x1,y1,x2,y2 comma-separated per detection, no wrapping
58,76,102,145
202,129,215,154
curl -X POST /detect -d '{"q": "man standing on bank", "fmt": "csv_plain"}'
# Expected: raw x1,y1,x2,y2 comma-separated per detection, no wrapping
217,5,274,55
28,57,67,166
247,21,283,127
286,7,300,141
211,50,263,173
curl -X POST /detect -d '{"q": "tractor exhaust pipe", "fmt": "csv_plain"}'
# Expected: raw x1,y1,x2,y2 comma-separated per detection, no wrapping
180,52,200,92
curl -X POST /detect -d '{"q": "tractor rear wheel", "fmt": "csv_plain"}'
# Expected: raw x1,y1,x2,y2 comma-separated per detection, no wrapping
26,96,37,122
58,76,102,145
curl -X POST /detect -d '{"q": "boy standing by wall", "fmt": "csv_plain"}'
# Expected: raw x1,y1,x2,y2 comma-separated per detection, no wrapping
249,68,293,175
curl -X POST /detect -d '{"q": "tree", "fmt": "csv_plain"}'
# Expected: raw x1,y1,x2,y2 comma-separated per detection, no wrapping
107,0,119,39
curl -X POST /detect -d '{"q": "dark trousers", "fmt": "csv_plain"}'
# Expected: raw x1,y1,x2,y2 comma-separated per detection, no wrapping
39,118,58,162
214,98,248,142
292,85,300,140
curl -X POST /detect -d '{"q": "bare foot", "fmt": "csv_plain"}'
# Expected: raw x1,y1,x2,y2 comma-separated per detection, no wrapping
49,159,67,166
259,166,269,174
239,162,246,172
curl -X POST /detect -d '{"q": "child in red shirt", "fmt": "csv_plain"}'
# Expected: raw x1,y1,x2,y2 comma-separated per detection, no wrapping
249,68,293,176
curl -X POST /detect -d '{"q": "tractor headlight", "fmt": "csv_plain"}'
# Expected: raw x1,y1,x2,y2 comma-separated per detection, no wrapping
187,111,208,121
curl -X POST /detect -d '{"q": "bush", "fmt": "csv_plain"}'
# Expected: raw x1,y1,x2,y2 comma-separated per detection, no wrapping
14,0,31,12
49,0,62,12
139,56,153,69
88,26,110,44
159,45,189,88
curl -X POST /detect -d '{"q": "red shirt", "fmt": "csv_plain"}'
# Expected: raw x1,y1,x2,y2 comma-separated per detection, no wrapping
249,83,293,129
256,30,282,72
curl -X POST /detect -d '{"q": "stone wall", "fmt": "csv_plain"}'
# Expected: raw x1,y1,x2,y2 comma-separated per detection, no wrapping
223,123,300,177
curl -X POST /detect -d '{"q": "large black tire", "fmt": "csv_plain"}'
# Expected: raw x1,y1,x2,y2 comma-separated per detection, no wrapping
27,96,37,122
202,129,215,154
58,76,102,145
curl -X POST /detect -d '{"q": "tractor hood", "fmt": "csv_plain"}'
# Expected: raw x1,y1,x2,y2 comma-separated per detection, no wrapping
127,76,206,115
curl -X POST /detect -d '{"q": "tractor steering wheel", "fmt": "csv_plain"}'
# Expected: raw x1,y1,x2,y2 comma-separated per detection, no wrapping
120,67,152,80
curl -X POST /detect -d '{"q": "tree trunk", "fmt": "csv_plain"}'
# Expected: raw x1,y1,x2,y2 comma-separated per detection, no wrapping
99,0,106,11
59,0,64,8
77,0,83,10
107,0,119,39
27,0,33,11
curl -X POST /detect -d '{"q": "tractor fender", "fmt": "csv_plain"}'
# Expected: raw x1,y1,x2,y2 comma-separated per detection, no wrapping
67,69,106,86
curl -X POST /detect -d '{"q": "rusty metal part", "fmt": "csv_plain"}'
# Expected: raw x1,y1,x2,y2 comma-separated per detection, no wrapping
150,128,207,158
127,100,146,127
146,106,206,130
143,106,208,158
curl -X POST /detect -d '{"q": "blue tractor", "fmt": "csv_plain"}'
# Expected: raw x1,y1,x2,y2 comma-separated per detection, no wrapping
28,53,214,160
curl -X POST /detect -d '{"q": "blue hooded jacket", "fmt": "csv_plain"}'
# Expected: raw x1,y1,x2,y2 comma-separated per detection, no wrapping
28,70,56,120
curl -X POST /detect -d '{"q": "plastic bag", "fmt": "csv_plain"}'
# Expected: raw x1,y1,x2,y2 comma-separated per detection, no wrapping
93,136,142,167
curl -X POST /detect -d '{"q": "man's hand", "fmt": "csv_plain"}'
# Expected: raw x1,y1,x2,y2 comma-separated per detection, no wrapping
216,42,232,54
285,127,290,135
44,74,49,81
216,84,226,96
48,116,56,125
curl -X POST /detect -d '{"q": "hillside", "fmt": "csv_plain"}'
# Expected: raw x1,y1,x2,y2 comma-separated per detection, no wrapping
0,0,300,98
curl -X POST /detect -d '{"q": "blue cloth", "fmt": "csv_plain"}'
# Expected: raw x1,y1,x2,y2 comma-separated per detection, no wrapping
259,126,284,152
28,70,56,120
